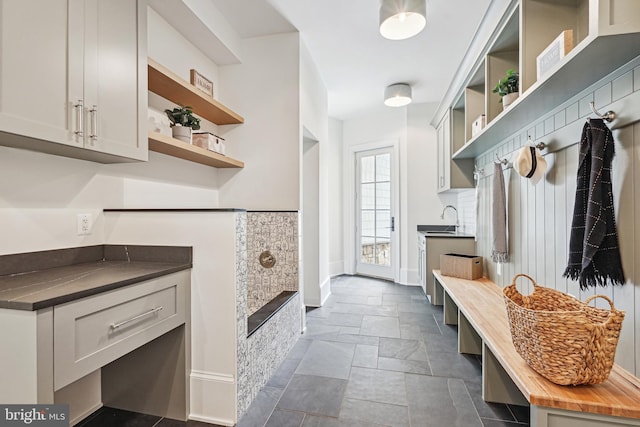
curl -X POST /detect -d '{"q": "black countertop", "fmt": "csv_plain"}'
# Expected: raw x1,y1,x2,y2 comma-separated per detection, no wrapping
417,225,475,239
0,245,192,311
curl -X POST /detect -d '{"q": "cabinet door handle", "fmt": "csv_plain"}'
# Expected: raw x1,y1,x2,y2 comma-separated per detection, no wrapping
73,100,84,137
110,306,163,330
89,105,98,140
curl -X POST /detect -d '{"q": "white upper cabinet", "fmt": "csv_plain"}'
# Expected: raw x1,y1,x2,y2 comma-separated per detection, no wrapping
0,0,147,163
0,0,77,149
436,109,474,193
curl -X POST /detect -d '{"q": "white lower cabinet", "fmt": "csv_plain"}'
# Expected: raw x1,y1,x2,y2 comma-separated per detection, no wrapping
54,273,186,390
0,270,189,425
0,0,147,163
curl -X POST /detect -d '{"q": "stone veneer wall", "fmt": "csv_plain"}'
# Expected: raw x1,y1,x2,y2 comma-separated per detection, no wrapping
246,212,299,314
236,211,301,420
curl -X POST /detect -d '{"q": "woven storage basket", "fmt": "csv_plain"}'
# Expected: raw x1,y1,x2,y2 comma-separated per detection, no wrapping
503,274,625,386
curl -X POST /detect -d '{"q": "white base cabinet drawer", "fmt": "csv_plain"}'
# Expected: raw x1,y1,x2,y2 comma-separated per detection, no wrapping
54,270,188,390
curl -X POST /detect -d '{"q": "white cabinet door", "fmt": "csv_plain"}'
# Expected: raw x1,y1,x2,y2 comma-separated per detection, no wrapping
0,0,146,162
81,0,147,160
436,111,451,193
0,0,80,149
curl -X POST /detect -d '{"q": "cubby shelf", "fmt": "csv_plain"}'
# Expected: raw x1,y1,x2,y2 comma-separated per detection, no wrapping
452,0,640,161
148,131,244,168
148,58,244,125
147,57,245,168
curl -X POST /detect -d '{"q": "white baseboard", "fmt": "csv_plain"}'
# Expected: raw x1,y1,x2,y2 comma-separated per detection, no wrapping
329,260,344,277
320,276,331,305
189,413,235,427
400,268,420,286
190,371,236,425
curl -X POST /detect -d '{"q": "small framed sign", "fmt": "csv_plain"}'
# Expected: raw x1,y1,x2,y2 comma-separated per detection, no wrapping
536,30,573,80
190,69,214,98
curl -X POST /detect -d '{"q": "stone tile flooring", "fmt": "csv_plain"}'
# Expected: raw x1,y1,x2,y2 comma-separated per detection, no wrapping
237,275,530,427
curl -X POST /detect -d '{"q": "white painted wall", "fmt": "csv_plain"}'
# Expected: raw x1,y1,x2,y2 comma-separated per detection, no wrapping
217,33,301,210
328,118,344,277
342,107,405,280
406,103,459,285
300,41,330,305
302,138,320,306
340,104,458,285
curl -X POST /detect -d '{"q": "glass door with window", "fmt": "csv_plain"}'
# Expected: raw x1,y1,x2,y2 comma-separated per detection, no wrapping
355,148,394,279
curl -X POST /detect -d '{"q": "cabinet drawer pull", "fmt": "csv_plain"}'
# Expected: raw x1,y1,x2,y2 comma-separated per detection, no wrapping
74,100,84,137
89,105,98,140
110,306,163,330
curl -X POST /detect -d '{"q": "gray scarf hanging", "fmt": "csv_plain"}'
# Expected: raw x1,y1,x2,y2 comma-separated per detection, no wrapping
492,162,508,263
563,119,625,289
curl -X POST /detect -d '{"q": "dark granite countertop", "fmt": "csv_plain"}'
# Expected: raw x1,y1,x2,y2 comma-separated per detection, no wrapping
0,245,192,311
417,225,475,239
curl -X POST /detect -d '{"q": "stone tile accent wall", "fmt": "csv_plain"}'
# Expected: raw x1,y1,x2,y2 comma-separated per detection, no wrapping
237,294,300,418
236,211,301,420
246,212,299,314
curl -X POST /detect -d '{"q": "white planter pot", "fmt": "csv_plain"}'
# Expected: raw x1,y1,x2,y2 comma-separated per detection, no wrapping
502,92,519,110
172,125,191,143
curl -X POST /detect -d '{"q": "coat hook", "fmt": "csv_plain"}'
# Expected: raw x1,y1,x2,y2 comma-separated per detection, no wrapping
495,152,509,166
589,101,615,122
527,135,545,150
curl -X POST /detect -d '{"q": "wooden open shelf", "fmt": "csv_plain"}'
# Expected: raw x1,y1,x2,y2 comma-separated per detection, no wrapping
148,131,244,168
442,0,640,160
148,58,244,125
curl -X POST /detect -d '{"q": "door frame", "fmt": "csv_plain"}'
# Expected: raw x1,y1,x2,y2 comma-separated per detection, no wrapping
343,139,400,282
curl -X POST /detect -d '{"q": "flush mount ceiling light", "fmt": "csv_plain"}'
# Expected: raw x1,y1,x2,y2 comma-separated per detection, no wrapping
379,0,426,40
384,83,412,107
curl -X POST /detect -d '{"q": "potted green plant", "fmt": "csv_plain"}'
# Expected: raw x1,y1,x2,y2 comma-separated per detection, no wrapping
492,69,519,109
164,106,201,143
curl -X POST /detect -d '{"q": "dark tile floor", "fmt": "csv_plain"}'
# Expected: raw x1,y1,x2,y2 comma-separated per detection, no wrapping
80,275,529,426
237,275,530,427
75,406,224,427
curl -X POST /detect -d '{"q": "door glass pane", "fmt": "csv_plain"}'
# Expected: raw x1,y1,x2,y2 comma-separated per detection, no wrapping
361,156,375,183
361,183,375,210
361,210,375,237
376,182,390,210
376,210,390,238
376,153,390,181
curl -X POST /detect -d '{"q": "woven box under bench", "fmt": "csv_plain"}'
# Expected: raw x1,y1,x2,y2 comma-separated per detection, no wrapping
440,253,483,280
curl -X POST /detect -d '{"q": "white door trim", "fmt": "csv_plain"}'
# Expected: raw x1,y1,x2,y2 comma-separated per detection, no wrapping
343,139,400,283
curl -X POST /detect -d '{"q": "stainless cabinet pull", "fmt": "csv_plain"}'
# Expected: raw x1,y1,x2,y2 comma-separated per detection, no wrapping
74,100,84,137
89,105,98,140
110,306,163,330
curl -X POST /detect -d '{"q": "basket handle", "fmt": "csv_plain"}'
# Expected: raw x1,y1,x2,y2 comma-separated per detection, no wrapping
511,274,539,288
506,274,540,299
584,294,618,325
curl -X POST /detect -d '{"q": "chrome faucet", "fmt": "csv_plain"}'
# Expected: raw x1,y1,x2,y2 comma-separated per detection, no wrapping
440,205,459,227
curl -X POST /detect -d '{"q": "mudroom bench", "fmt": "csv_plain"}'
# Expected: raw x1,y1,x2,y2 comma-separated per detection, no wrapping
431,270,640,427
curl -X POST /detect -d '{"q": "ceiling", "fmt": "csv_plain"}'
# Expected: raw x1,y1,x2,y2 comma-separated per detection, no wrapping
211,0,493,120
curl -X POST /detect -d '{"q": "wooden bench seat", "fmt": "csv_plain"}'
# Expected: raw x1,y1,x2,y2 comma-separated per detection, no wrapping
432,270,640,426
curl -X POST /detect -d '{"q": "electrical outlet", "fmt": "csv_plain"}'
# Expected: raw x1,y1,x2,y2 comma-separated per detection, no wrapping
77,213,92,235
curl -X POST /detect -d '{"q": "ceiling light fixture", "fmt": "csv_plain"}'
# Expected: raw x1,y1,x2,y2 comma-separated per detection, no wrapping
379,0,426,40
384,83,412,107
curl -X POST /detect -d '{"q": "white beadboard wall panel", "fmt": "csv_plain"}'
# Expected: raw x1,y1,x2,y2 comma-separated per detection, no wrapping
471,56,640,375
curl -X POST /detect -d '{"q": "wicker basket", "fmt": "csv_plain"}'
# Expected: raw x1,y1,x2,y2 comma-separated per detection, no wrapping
503,274,625,386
